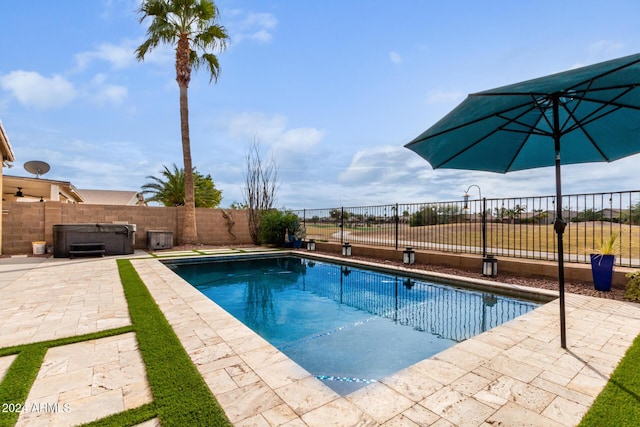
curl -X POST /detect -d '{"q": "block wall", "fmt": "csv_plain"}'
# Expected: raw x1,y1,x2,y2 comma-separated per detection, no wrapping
2,202,46,254
1,201,252,255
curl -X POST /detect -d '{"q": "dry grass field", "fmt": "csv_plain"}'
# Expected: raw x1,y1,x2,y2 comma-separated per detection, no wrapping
304,221,640,263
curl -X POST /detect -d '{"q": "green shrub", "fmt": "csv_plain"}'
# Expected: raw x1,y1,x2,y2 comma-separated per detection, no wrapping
259,209,300,245
624,271,640,302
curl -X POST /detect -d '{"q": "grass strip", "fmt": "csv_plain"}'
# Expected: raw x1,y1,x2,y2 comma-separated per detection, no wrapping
116,259,232,427
0,326,134,427
79,402,157,427
0,346,47,427
579,333,640,426
0,326,134,358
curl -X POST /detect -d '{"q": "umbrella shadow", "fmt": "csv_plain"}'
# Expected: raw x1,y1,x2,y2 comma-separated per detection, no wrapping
566,349,640,405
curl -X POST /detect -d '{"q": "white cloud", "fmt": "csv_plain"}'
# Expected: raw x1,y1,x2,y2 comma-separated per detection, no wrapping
101,0,141,20
588,40,625,56
227,10,277,44
389,51,402,64
95,84,128,105
0,71,76,109
224,112,322,148
426,89,464,105
570,40,627,70
338,145,428,186
75,41,138,71
89,73,128,105
220,111,324,169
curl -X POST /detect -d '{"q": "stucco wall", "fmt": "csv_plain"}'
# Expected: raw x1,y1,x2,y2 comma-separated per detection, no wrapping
1,201,251,255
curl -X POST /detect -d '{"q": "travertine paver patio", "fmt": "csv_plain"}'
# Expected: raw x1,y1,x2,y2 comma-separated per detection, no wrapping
1,253,640,426
0,256,150,426
0,257,130,348
18,332,152,426
132,254,640,426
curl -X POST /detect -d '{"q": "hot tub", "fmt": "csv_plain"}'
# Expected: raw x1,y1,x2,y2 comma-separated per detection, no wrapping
53,223,136,258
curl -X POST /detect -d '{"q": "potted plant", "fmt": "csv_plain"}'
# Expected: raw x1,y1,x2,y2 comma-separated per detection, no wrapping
292,226,306,249
590,233,619,292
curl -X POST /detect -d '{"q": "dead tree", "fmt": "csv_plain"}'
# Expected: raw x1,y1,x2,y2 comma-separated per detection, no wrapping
243,140,278,244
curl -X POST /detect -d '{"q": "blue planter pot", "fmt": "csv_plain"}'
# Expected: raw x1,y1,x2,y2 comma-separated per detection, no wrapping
590,254,615,292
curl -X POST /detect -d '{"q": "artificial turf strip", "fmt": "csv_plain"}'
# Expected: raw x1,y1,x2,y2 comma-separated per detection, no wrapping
116,259,232,427
0,346,47,427
79,402,157,427
0,326,134,358
0,326,134,427
578,332,640,426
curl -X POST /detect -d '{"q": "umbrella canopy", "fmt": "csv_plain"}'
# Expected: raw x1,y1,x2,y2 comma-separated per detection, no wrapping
405,53,640,348
407,53,640,172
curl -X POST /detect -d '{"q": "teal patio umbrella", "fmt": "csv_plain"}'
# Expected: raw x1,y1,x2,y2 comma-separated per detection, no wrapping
405,53,640,348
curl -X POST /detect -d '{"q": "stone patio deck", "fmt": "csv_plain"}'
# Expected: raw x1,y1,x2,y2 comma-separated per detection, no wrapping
1,252,639,426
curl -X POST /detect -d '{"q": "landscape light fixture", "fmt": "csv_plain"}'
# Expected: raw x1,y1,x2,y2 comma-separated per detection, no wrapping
482,254,498,277
342,242,352,256
403,247,415,264
306,239,316,251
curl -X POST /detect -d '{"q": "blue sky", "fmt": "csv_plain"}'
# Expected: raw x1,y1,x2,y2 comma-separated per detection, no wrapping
3,0,640,209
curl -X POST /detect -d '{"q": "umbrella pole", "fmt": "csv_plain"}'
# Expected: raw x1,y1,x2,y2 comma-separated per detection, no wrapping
553,95,567,349
555,160,567,349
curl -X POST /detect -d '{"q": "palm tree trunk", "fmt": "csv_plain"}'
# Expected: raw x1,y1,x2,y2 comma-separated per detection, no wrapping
179,84,198,244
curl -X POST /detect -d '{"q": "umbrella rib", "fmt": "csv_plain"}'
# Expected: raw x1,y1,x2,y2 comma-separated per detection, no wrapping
564,105,622,134
562,84,636,133
406,98,540,146
566,57,640,92
481,56,640,98
495,103,553,136
433,102,543,168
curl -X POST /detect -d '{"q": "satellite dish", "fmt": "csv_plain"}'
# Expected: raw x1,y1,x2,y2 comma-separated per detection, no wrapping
24,160,50,178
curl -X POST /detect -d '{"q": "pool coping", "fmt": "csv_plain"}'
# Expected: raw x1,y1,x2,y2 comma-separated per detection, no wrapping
132,251,640,426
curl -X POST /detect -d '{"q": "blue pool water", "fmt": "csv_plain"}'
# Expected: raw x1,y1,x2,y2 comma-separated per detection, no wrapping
166,255,539,395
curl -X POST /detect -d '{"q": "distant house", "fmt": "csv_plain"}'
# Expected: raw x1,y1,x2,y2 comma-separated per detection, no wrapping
2,175,84,203
598,208,622,222
78,189,146,206
1,121,16,254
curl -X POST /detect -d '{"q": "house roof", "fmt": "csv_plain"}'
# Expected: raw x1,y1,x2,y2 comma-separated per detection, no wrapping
78,189,146,206
3,175,84,203
0,121,15,163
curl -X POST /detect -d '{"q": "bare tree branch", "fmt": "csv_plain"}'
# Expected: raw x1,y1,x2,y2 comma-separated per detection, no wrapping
243,139,279,243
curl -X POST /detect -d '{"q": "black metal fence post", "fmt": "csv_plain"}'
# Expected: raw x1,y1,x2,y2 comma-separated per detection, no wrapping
395,203,399,250
482,198,487,258
341,206,344,245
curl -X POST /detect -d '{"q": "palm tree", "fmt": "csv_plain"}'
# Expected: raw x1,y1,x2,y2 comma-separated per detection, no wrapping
136,0,228,244
142,164,222,208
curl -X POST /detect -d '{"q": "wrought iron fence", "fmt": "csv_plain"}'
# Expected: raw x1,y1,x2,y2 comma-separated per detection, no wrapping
292,190,640,267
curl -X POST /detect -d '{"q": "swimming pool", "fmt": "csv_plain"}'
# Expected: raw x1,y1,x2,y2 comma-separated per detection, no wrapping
166,254,539,395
